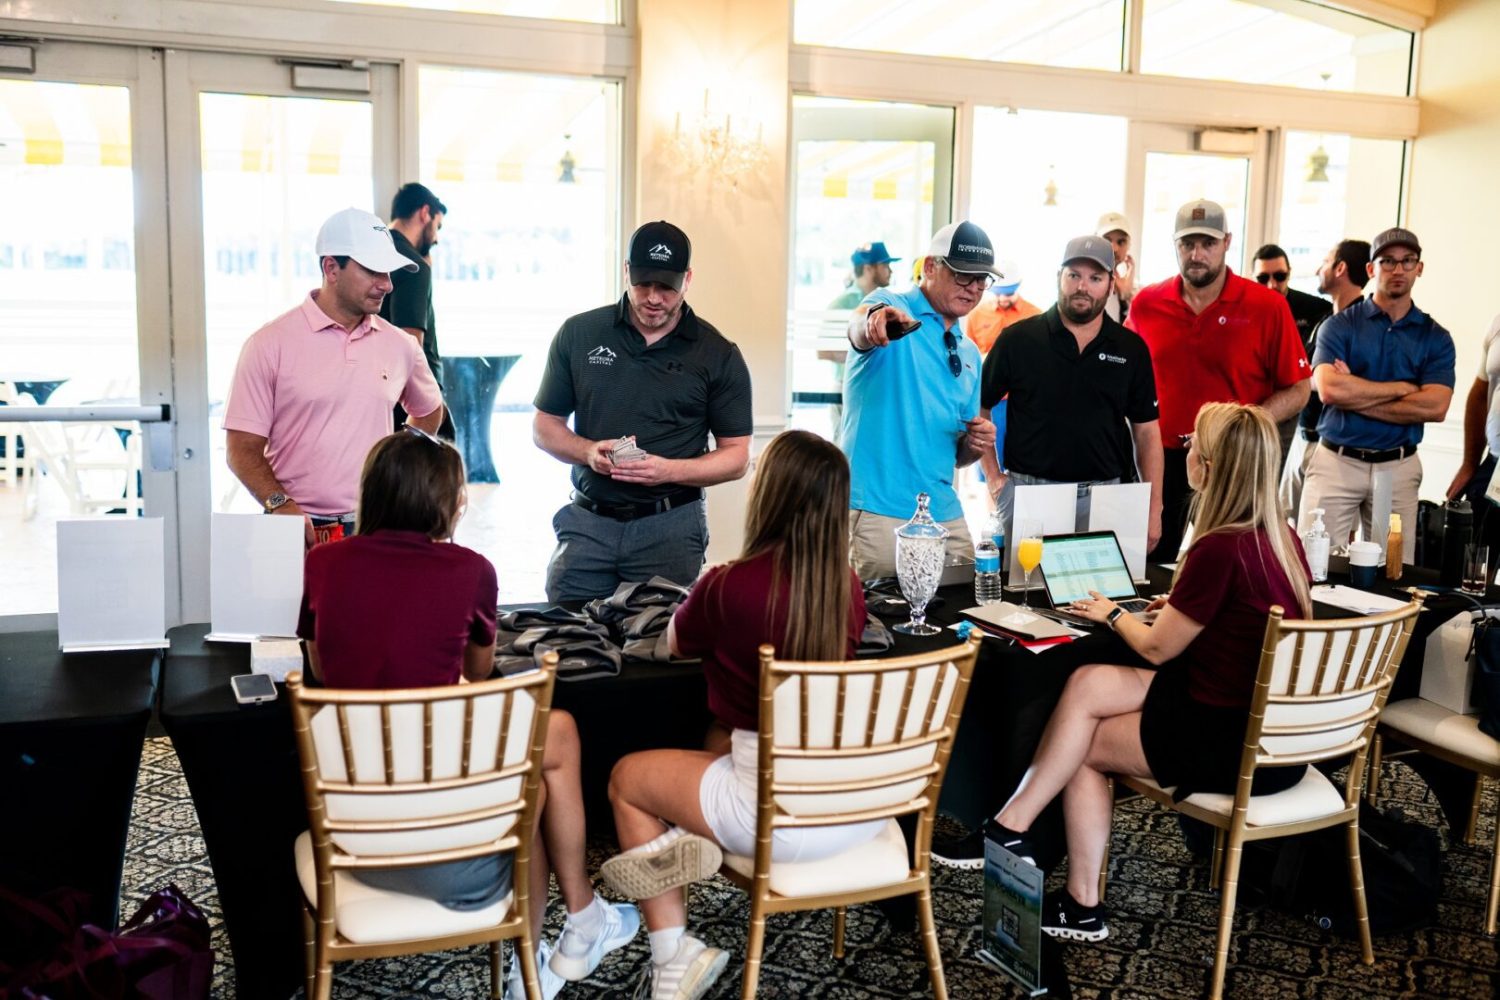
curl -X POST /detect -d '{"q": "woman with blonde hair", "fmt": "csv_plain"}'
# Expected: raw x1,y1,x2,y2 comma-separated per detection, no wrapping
982,402,1312,943
599,429,880,1000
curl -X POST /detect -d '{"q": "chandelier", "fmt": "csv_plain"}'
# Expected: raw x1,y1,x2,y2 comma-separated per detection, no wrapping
669,91,768,185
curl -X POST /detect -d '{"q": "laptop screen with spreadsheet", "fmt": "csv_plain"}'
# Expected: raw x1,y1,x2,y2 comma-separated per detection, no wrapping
1038,532,1140,606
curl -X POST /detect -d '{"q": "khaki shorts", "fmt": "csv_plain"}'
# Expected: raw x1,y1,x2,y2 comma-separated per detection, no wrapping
849,508,974,580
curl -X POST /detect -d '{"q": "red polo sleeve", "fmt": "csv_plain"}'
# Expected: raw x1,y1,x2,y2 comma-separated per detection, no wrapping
1265,295,1310,389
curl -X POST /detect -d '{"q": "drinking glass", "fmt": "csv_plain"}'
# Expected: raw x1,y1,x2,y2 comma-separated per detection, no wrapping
1017,520,1044,608
1461,543,1491,596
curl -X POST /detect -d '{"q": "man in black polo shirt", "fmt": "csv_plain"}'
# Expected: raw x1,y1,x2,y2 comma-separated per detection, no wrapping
381,182,456,438
533,220,753,602
979,235,1163,551
1253,243,1334,469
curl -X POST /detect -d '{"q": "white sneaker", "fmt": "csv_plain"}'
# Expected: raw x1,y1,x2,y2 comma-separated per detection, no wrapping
632,935,729,1000
549,896,642,981
600,833,723,900
503,937,566,1000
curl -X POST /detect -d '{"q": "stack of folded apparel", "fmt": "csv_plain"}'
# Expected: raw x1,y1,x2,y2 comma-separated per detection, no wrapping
619,604,675,662
858,613,893,655
583,577,691,632
494,606,620,681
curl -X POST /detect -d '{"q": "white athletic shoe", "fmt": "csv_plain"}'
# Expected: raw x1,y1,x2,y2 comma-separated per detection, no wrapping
503,938,566,1000
549,896,642,981
632,935,729,1000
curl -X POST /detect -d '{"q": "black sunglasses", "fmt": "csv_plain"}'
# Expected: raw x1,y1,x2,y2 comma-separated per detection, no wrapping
1255,271,1290,284
942,331,962,378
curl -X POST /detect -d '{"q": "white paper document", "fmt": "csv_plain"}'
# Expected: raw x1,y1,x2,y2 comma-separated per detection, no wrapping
208,512,305,641
56,518,168,652
1007,483,1079,585
1310,584,1410,615
1088,482,1152,582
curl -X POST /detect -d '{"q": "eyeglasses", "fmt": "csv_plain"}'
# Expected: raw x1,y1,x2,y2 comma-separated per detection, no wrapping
939,259,994,290
1254,271,1290,284
1375,256,1420,272
942,331,962,378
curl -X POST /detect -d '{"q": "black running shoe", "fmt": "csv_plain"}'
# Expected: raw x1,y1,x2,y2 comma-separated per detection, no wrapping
982,818,1038,867
931,827,986,870
1041,890,1109,942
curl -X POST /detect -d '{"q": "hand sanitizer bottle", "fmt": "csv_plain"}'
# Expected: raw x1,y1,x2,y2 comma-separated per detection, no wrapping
1303,508,1330,583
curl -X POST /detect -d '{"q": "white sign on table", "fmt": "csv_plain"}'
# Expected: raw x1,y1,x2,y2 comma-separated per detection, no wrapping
1006,482,1078,586
1089,482,1152,583
207,512,304,641
56,518,168,653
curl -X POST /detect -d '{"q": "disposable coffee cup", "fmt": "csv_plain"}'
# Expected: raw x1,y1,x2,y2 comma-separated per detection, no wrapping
1348,541,1381,591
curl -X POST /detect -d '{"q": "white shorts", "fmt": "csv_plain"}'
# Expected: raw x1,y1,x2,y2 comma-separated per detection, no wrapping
696,731,886,862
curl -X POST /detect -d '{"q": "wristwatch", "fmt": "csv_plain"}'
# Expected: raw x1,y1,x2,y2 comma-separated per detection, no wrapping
263,491,291,513
1105,607,1126,630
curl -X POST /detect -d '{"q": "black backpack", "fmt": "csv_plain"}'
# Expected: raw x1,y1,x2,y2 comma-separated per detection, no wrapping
1239,800,1441,938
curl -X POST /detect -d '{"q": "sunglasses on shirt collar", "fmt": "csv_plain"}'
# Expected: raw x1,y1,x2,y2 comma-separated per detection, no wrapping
942,331,962,378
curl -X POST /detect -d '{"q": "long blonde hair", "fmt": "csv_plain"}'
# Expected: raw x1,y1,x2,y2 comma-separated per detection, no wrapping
1177,402,1312,617
738,430,853,662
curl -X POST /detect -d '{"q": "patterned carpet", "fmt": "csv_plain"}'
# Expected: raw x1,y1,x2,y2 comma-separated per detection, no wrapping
122,737,1497,999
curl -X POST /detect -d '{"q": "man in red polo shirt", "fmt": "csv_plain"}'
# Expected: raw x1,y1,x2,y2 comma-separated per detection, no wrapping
1127,200,1309,561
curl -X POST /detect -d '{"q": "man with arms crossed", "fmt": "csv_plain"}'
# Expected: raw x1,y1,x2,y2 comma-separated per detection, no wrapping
979,235,1163,551
1279,239,1370,515
1298,228,1454,562
1127,199,1310,561
534,220,752,602
841,220,998,578
225,207,445,544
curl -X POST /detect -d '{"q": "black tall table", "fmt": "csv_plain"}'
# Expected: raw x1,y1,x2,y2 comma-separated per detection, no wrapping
0,631,159,930
441,355,519,483
157,625,306,1000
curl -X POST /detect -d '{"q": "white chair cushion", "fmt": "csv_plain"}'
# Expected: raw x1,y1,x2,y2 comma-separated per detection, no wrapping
722,818,909,897
1381,698,1500,767
294,832,512,945
1133,766,1346,827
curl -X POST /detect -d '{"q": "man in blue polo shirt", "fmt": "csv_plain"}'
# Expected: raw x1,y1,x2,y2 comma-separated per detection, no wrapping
841,220,999,578
1298,227,1454,561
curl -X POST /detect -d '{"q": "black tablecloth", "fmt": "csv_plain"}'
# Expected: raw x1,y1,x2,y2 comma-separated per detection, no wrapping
157,624,305,1000
0,631,159,930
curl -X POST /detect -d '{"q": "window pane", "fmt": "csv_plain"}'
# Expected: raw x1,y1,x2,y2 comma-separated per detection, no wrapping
419,66,620,603
968,106,1128,313
0,79,141,615
1275,131,1405,296
324,0,617,24
1141,0,1412,97
199,92,375,516
1139,153,1250,285
795,0,1125,72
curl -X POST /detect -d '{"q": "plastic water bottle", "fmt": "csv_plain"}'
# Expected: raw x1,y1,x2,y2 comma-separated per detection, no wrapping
975,512,1004,605
1303,507,1330,583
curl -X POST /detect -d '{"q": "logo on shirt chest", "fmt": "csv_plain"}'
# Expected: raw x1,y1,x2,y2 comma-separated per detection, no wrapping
1097,352,1127,365
588,346,618,367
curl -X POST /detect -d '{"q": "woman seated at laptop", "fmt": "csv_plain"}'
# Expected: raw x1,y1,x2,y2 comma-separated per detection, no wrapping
599,430,883,1000
298,427,637,999
978,402,1312,943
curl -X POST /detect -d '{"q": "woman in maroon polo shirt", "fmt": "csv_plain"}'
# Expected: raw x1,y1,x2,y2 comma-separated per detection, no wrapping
989,402,1312,943
298,428,637,999
597,430,881,1000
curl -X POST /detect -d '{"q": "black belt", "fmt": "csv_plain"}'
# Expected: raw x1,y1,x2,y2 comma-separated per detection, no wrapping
573,487,702,521
1321,441,1416,464
1298,427,1319,443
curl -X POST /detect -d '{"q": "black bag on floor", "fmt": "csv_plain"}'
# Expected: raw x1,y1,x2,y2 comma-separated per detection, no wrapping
1239,801,1440,938
1469,612,1500,740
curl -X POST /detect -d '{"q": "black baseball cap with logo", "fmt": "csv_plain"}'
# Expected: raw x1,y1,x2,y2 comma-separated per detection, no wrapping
926,220,1003,277
628,220,692,290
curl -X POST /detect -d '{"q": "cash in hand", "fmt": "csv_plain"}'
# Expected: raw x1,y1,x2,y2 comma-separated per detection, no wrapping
609,435,648,464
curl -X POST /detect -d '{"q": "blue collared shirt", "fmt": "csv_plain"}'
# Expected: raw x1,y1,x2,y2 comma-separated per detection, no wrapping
1312,296,1455,450
840,285,982,522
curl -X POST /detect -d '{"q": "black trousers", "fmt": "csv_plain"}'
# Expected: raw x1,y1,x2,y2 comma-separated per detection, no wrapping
1149,447,1192,563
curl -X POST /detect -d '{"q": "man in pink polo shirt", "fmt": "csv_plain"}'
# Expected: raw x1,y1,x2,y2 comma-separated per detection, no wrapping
225,207,445,543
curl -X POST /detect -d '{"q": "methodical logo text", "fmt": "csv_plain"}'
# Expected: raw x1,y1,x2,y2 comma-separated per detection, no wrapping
588,345,618,366
1098,352,1127,365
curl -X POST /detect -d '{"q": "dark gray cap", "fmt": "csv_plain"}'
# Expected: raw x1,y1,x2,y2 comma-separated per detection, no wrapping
1370,227,1421,259
1061,235,1115,274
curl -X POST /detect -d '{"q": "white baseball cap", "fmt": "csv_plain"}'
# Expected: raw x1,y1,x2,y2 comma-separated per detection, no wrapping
1095,211,1132,241
314,207,418,274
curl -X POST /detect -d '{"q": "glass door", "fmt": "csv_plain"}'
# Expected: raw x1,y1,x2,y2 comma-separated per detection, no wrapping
788,96,954,441
0,41,174,622
1126,122,1267,286
163,50,398,622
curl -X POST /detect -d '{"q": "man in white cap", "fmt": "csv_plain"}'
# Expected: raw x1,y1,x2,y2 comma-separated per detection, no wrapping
1126,199,1308,561
1095,211,1135,322
840,220,999,578
224,206,446,544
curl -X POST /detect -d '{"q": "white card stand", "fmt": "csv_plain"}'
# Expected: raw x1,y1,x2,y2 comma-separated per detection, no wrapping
1089,482,1152,583
207,512,304,642
56,518,169,653
1005,482,1079,590
1371,468,1394,560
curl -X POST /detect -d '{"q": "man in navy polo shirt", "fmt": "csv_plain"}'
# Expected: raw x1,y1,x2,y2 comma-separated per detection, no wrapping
533,220,753,601
1297,227,1454,561
979,235,1163,551
840,220,999,578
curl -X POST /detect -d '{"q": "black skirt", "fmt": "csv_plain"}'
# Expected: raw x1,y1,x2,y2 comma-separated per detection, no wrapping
1139,664,1306,798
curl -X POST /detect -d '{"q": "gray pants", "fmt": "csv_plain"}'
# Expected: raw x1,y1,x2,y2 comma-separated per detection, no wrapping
545,499,708,603
997,470,1120,545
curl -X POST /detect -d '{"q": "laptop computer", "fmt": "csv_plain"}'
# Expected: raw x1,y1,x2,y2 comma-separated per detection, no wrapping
1035,531,1153,625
